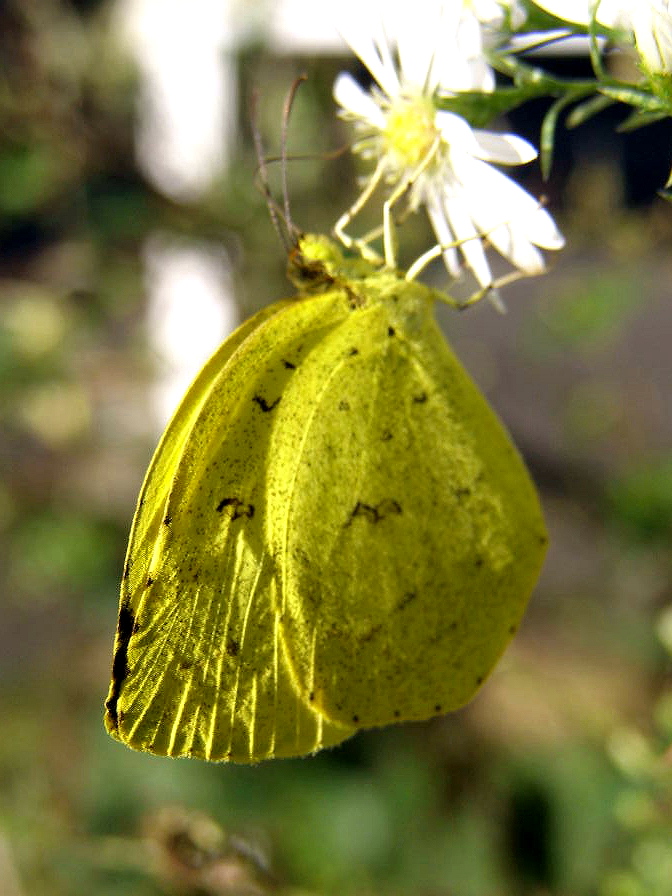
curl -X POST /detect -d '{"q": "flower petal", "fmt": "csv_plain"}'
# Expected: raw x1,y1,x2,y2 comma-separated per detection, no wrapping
442,190,494,287
334,73,387,130
530,0,628,27
632,3,672,73
435,110,483,156
395,1,440,89
397,1,465,91
426,188,461,278
338,15,400,97
488,223,547,274
472,130,538,165
457,157,565,249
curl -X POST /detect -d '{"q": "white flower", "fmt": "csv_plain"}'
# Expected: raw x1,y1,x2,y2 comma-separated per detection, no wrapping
334,0,564,292
471,0,528,32
530,0,627,27
532,0,672,74
632,2,672,74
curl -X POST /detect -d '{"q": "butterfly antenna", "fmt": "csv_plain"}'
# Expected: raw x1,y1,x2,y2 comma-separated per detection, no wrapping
280,74,307,240
250,87,290,250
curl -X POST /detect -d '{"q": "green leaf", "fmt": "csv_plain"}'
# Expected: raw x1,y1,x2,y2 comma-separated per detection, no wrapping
436,85,550,128
598,85,668,113
617,109,669,132
540,93,578,179
566,94,614,128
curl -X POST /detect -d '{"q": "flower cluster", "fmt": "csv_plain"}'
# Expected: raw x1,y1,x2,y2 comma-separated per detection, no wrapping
534,1,672,75
333,1,564,296
332,0,672,299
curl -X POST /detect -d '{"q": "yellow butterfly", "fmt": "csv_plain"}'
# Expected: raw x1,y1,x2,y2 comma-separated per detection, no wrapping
105,234,547,762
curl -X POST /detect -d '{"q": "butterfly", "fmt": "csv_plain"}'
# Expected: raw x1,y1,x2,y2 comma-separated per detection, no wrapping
105,233,547,762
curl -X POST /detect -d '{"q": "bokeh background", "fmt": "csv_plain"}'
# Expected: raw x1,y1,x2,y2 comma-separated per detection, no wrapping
1,1,672,894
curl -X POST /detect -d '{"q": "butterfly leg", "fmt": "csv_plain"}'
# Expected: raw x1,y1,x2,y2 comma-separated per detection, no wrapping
334,157,386,263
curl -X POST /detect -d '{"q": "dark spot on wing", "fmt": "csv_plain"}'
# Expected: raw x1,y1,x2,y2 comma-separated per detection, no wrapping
345,499,402,526
454,487,472,500
163,515,172,525
105,602,135,730
474,556,484,568
387,326,396,337
226,637,240,657
396,591,416,611
434,704,442,713
216,497,255,520
253,394,280,413
394,709,400,718
309,691,315,702
349,347,359,356
509,624,517,635
381,429,392,441
339,400,350,411
476,676,483,685
352,714,359,723
282,359,296,369
146,576,154,587
413,391,427,404
539,533,549,545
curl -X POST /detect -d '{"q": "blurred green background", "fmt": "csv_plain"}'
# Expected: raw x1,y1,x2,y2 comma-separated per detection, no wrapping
1,2,671,894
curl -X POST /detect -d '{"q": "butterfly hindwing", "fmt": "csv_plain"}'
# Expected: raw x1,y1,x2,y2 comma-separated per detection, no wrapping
265,277,547,729
106,293,357,760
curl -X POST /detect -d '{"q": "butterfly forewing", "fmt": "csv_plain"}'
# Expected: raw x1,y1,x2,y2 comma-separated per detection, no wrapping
106,293,356,760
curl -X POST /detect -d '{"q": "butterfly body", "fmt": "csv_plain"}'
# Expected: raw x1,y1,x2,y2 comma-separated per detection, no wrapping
105,234,547,762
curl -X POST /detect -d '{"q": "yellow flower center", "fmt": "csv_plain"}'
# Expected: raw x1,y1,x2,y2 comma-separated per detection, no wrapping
384,93,439,170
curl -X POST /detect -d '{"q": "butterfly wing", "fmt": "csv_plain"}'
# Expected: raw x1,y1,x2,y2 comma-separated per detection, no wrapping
106,294,357,761
118,302,289,623
265,284,547,729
